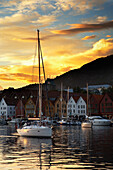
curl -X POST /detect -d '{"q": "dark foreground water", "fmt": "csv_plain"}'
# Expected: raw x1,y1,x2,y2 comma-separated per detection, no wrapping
0,125,113,170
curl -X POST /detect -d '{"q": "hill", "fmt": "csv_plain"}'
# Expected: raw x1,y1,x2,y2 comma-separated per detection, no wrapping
53,54,113,89
1,54,113,93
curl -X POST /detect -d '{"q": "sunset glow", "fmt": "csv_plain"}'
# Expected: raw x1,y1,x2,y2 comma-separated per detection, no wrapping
0,0,113,89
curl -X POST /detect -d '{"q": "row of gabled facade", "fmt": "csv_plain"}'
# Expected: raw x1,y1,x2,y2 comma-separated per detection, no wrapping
89,93,113,119
0,90,113,120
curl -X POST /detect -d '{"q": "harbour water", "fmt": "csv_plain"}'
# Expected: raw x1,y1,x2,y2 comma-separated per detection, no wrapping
0,125,113,170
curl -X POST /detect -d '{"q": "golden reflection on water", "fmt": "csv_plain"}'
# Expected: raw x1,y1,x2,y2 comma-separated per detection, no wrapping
0,125,113,169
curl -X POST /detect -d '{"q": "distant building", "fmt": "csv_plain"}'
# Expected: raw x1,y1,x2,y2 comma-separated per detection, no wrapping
43,99,55,118
88,94,103,116
0,97,17,120
100,93,113,119
82,84,112,94
64,88,73,93
77,96,86,119
67,96,86,119
25,97,37,118
55,96,67,119
15,97,26,118
67,96,78,118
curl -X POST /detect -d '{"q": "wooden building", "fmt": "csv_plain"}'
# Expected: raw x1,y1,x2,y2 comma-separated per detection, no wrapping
88,94,103,116
100,93,113,119
54,96,67,119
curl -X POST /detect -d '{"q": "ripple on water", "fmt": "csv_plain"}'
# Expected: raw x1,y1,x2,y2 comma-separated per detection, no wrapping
0,125,113,169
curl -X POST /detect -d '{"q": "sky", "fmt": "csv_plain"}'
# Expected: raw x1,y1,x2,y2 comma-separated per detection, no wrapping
0,0,113,90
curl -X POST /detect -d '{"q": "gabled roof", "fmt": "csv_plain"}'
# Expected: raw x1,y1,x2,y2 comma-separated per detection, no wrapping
104,93,113,102
2,96,18,106
79,94,87,103
69,96,79,103
90,94,103,103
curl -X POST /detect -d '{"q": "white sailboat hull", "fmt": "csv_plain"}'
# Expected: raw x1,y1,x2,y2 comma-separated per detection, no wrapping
17,125,52,137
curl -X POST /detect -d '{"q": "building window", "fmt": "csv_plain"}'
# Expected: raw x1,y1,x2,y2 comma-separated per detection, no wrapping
81,105,85,108
105,98,107,102
57,104,59,108
81,110,85,113
95,104,97,108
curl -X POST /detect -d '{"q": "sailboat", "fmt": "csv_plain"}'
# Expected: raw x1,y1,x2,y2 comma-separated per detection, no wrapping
58,83,67,125
81,83,92,128
17,30,52,137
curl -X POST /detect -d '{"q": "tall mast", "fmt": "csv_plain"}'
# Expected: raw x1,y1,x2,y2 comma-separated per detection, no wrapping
67,87,69,102
61,82,63,118
37,30,42,122
87,83,88,116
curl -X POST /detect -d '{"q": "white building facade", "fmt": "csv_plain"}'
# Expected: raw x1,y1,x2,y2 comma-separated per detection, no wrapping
0,98,15,120
67,96,77,118
67,96,86,118
77,96,86,118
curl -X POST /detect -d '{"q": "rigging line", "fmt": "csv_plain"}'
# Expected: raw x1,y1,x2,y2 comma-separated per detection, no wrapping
39,38,52,120
40,47,46,82
32,37,38,83
37,30,42,122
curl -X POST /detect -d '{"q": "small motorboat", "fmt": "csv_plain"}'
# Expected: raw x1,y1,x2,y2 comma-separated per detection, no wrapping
81,120,92,128
58,119,67,125
89,116,111,126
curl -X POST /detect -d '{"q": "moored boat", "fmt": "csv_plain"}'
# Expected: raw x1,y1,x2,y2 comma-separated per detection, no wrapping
17,30,52,138
81,83,92,128
58,119,67,125
81,120,92,128
17,123,52,137
89,116,111,126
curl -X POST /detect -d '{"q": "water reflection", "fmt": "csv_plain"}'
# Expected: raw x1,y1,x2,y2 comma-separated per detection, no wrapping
17,137,52,170
0,125,113,169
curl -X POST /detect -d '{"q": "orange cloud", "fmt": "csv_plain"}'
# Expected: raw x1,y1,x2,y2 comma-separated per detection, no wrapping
82,35,96,40
71,38,113,65
0,73,32,82
52,21,113,35
106,35,111,37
